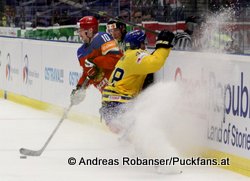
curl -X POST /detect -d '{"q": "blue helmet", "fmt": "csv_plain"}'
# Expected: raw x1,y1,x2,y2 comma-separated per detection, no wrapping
124,30,146,50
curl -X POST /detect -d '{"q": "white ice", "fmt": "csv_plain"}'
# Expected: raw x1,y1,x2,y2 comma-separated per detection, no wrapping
0,99,248,181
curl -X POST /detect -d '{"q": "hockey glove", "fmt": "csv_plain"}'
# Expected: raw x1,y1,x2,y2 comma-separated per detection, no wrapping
70,85,86,105
156,30,175,49
85,59,98,79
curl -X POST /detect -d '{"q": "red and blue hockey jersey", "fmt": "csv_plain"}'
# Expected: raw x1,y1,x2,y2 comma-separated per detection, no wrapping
77,32,123,92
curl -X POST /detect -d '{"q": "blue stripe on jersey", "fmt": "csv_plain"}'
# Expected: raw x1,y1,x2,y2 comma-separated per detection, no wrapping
77,32,114,60
91,32,113,49
77,43,91,59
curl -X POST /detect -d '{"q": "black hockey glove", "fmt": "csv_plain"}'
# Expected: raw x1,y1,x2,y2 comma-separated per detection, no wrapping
155,30,175,49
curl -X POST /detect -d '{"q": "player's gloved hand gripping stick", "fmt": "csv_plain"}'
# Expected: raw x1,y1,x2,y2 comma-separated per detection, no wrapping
70,60,95,106
19,77,90,156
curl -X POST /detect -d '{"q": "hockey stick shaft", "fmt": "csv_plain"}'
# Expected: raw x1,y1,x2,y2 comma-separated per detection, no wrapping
19,103,73,156
19,77,90,156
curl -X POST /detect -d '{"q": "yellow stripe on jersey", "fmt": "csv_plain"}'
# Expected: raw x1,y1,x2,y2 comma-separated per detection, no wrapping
102,89,133,103
102,47,171,103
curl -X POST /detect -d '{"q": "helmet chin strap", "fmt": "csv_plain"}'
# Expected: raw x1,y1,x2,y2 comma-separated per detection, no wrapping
86,29,94,43
85,36,91,44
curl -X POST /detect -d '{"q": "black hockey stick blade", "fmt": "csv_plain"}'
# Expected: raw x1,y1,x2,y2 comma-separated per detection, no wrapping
19,147,43,156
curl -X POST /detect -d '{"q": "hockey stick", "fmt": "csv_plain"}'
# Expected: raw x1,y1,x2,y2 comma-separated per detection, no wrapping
19,77,90,156
19,103,73,156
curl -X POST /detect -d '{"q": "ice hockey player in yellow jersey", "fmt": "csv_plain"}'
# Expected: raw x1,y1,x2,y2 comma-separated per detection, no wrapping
100,29,182,174
100,29,175,133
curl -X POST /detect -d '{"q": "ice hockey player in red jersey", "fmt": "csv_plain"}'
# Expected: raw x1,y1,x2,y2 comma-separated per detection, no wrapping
70,16,123,105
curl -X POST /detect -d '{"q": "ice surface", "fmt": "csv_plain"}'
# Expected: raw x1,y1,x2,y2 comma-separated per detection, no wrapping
0,99,248,181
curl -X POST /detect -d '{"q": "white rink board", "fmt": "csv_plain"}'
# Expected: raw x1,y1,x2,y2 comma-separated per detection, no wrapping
0,42,4,90
21,40,43,100
0,37,101,117
41,41,76,106
1,38,22,94
162,51,250,159
41,41,101,116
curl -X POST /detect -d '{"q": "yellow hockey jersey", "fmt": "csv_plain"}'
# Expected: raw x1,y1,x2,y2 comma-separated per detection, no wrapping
102,47,171,103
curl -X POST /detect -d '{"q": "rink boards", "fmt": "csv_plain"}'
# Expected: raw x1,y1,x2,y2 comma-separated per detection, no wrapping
0,37,249,176
161,51,250,176
0,37,101,117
